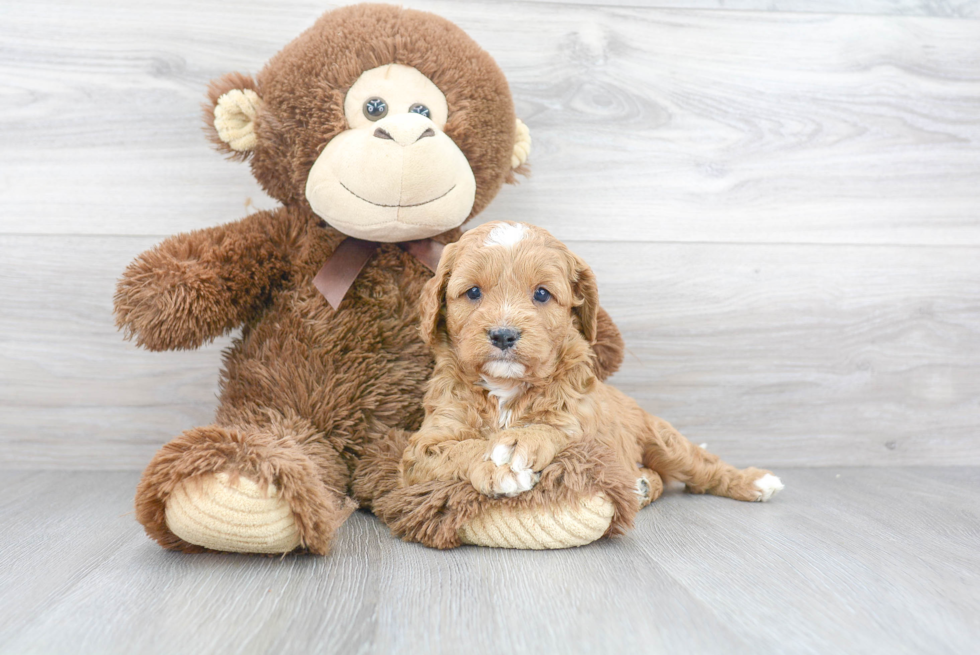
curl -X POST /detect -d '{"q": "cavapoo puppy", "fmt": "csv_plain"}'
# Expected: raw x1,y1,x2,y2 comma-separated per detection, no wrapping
400,221,783,512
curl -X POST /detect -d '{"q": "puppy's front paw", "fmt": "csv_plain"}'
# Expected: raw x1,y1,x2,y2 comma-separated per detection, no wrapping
491,442,541,494
488,429,561,474
470,449,540,498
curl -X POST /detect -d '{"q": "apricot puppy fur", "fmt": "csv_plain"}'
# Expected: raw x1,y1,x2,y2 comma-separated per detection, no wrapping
401,222,784,511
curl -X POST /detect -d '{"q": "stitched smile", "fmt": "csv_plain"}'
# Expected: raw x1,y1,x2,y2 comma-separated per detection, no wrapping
340,182,456,208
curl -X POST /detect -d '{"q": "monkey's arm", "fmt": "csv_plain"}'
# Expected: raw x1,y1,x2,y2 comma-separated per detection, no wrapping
114,208,301,351
593,306,625,381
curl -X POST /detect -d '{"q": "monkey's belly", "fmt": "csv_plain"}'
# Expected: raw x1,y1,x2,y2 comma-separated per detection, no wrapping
214,282,432,446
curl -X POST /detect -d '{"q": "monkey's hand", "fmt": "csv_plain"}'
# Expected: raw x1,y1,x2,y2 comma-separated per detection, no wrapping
114,213,288,351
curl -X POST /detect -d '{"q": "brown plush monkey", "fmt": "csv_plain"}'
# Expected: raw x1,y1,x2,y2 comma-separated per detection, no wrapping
116,4,628,555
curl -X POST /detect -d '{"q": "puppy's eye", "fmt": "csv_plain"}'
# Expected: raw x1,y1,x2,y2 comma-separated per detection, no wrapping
466,286,482,301
409,103,430,118
363,97,388,121
533,287,551,303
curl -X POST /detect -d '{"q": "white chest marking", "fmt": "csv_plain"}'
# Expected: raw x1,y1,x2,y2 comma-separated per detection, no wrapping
484,222,525,248
480,376,524,429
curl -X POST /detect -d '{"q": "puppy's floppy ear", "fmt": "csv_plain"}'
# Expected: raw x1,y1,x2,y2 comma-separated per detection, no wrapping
569,251,599,345
419,242,459,347
203,72,263,160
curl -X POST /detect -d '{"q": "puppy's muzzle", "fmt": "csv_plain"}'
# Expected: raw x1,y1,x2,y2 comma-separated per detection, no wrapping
488,327,521,351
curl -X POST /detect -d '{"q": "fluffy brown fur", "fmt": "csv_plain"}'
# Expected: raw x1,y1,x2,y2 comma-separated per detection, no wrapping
384,223,782,547
119,5,625,555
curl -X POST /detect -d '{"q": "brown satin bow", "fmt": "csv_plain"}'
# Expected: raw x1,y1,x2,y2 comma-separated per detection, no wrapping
312,237,445,310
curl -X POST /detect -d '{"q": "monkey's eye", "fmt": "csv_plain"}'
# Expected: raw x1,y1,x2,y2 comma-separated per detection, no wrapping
465,286,482,301
363,98,388,121
409,103,430,118
533,287,551,303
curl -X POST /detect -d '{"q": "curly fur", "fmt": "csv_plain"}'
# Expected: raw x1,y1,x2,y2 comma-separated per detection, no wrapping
382,223,782,547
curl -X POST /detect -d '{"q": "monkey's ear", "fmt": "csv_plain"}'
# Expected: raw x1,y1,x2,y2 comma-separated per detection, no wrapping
511,118,531,169
203,72,263,157
419,242,459,347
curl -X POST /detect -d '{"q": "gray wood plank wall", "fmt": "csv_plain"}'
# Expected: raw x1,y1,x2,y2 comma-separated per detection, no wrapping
2,0,978,469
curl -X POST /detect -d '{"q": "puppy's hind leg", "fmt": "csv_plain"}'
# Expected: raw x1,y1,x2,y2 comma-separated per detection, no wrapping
640,417,783,502
636,467,663,509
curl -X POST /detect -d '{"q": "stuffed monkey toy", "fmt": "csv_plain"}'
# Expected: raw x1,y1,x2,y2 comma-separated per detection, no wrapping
116,3,631,555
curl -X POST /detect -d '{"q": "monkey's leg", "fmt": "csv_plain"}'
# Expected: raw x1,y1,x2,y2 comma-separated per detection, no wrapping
136,413,355,555
642,417,784,502
366,437,640,550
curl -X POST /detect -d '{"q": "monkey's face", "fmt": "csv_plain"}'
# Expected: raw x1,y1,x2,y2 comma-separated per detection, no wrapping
304,64,477,242
204,5,531,241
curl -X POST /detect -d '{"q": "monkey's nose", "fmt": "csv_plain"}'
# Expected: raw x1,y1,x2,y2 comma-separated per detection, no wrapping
372,113,436,147
488,328,521,351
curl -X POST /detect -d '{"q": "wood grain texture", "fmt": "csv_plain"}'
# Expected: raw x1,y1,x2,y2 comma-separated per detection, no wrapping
1,1,979,245
1,1,979,469
0,235,226,468
584,240,980,467
2,235,977,468
0,468,977,654
523,0,980,19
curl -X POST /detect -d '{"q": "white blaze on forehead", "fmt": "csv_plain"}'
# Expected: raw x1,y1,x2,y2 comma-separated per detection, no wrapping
484,222,526,248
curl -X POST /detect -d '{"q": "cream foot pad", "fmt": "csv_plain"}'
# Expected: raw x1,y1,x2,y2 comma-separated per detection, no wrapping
458,494,614,549
165,472,301,554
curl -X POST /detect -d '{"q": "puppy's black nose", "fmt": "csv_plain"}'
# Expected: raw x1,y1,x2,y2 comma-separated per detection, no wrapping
488,327,521,351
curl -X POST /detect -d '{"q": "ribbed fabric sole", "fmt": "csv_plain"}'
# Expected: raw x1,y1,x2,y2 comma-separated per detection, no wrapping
165,472,301,554
458,494,614,549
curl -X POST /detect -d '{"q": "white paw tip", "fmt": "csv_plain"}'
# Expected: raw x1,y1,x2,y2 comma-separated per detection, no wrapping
496,468,538,497
515,469,535,491
509,453,527,473
498,475,520,495
635,476,651,499
491,444,514,466
699,443,708,450
753,474,785,501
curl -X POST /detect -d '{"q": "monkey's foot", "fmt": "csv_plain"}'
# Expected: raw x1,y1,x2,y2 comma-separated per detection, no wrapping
458,493,614,549
165,472,301,554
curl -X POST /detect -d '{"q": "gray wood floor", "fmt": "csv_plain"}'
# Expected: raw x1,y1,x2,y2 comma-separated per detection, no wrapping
1,468,977,655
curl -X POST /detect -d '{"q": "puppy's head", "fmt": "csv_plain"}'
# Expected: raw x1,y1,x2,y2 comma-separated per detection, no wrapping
419,221,598,382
